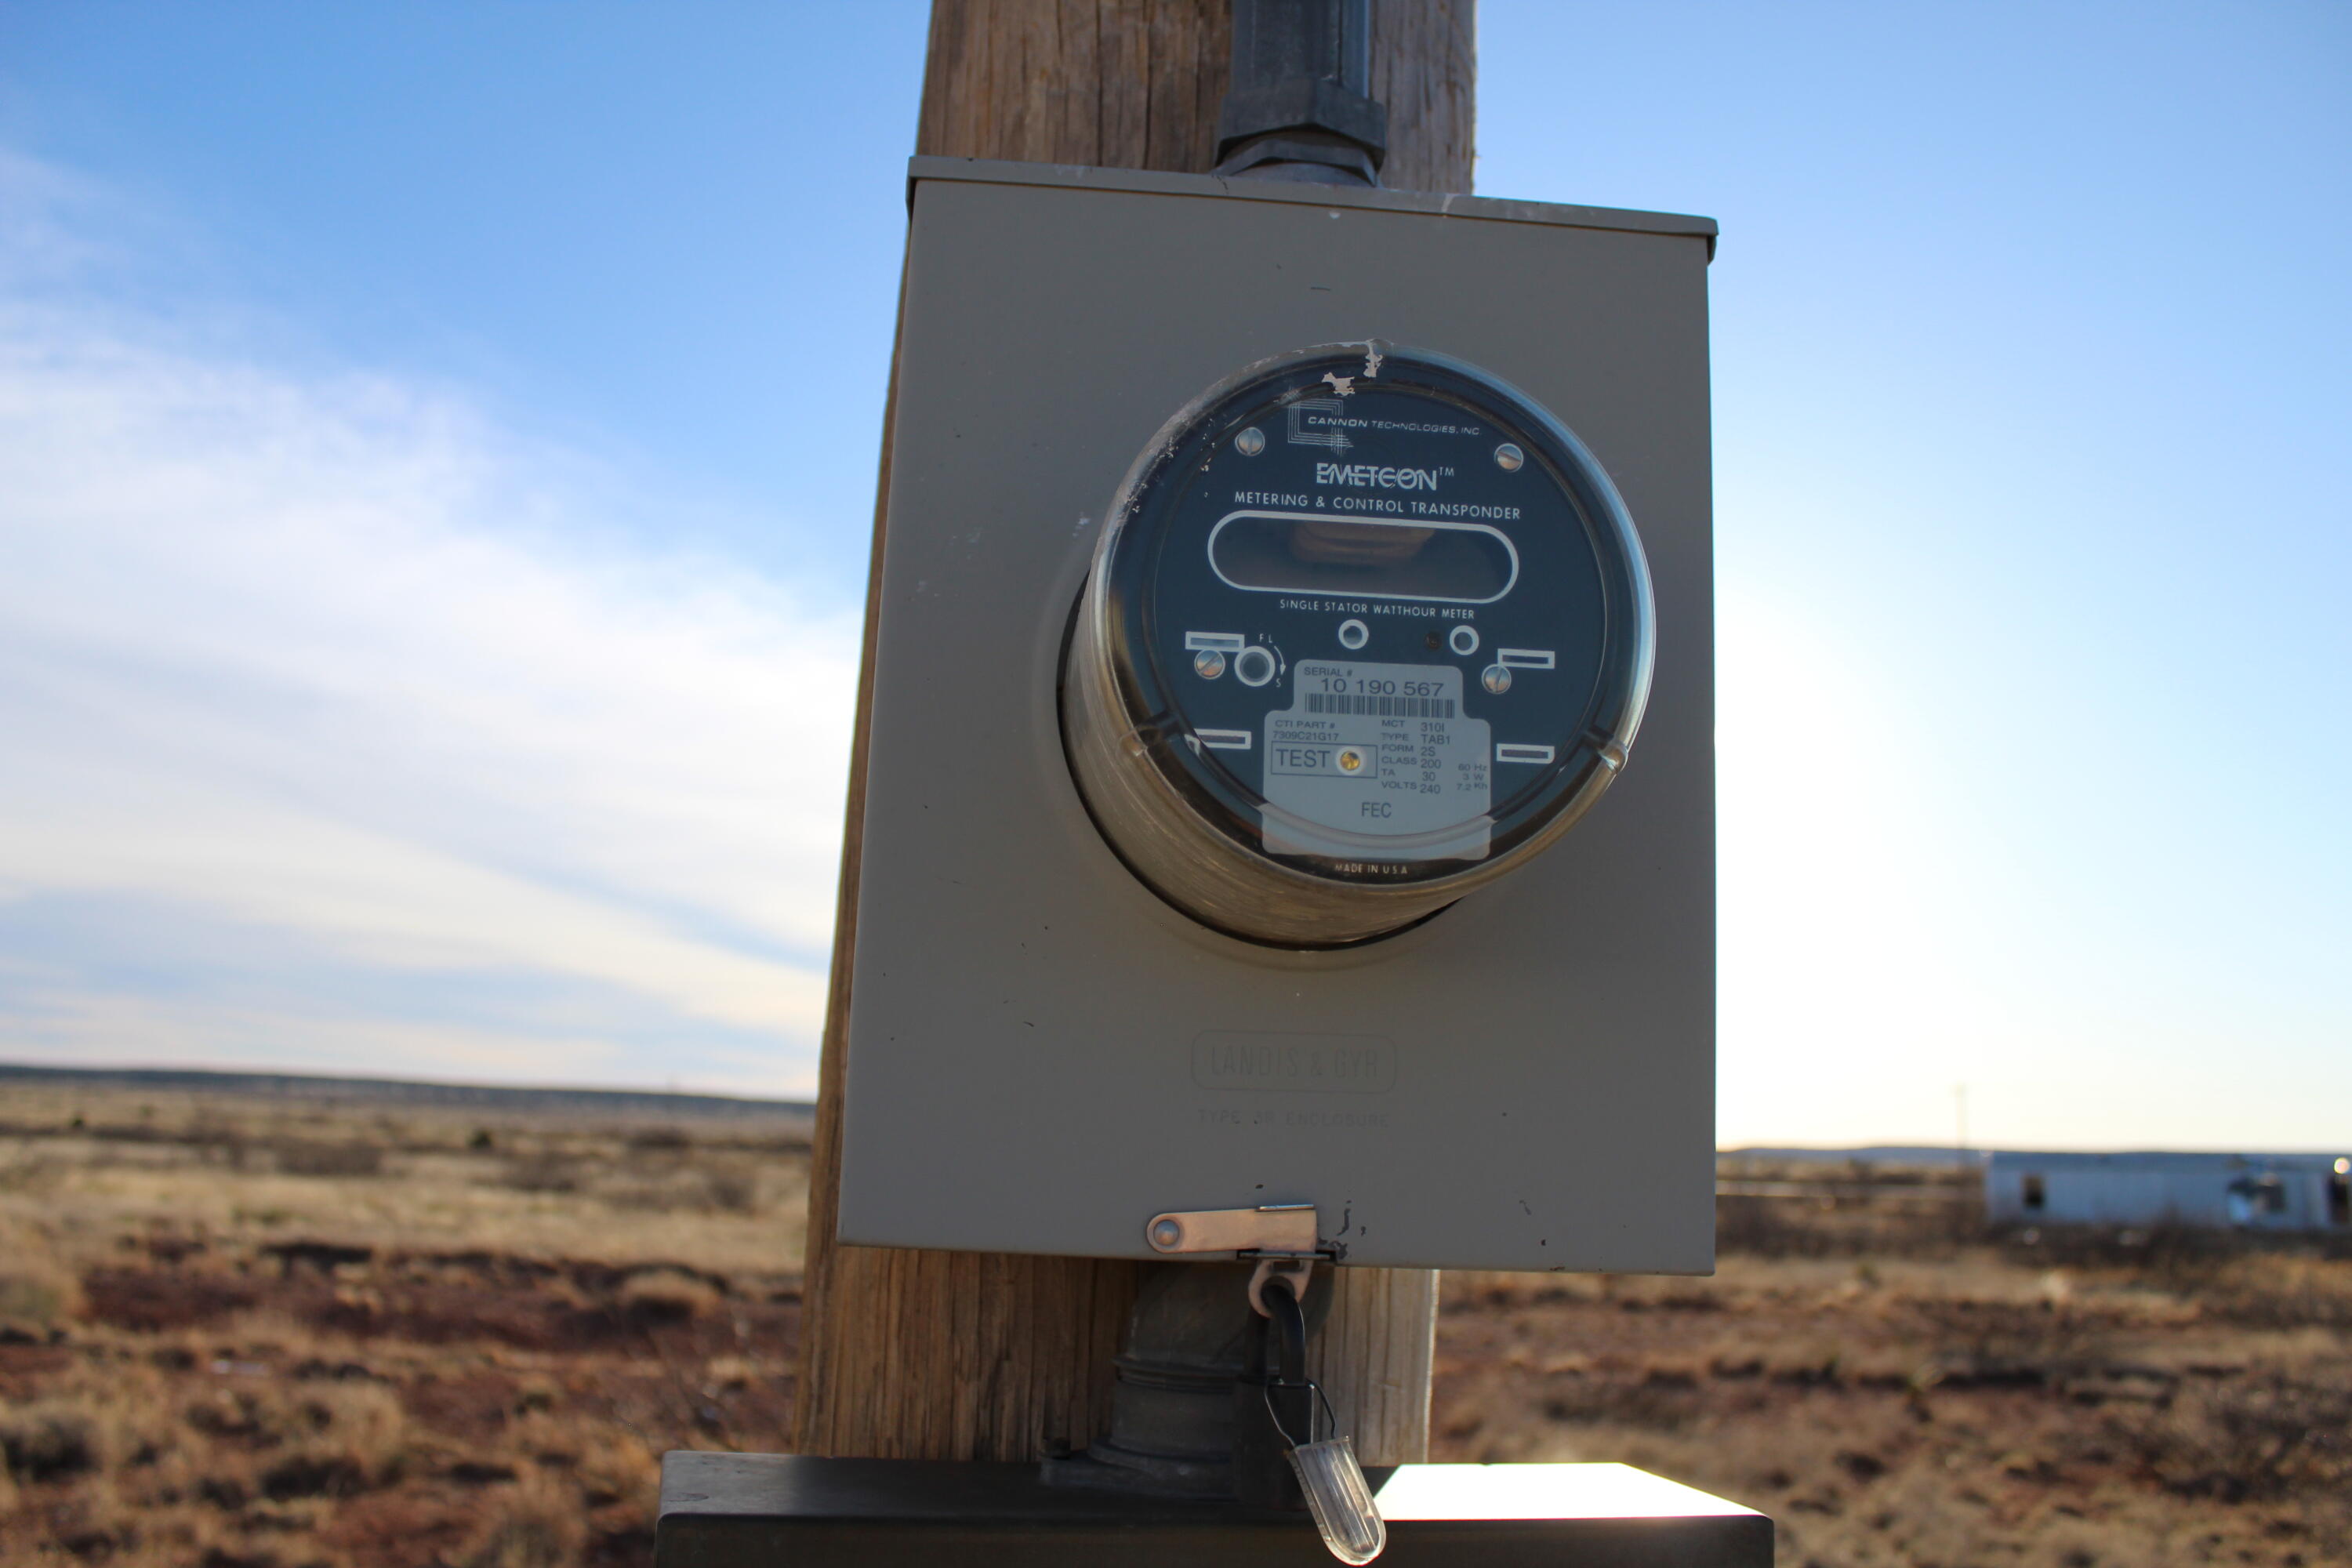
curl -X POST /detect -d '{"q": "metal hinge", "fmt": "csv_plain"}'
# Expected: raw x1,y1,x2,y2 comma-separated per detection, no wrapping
1144,1203,1323,1317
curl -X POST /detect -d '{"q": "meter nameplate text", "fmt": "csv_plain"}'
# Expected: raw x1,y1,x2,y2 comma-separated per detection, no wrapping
1262,661,1492,861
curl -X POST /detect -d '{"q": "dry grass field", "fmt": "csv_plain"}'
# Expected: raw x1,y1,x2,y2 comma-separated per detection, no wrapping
1439,1202,2352,1567
0,1078,808,1567
2,1076,2346,1566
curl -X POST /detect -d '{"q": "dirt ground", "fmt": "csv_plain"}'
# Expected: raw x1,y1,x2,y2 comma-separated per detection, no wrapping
0,1083,804,1567
2,1081,2346,1566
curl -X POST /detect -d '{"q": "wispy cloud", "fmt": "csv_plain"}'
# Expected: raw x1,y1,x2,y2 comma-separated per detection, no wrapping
0,151,856,1094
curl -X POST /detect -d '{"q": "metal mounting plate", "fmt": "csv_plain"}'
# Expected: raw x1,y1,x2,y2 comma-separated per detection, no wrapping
655,1454,1774,1567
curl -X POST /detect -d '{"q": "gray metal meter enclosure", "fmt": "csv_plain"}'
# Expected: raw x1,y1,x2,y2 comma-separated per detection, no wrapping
839,159,1715,1274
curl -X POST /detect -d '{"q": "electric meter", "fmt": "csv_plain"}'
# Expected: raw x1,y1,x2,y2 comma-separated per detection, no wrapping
1063,343,1655,946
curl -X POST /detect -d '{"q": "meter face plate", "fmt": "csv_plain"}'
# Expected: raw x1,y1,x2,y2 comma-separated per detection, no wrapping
1090,346,1649,897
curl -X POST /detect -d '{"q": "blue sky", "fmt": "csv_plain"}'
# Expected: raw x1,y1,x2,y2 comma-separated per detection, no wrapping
1,3,2344,1148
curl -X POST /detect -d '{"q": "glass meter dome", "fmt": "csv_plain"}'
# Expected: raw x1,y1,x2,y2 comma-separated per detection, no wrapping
1062,343,1655,946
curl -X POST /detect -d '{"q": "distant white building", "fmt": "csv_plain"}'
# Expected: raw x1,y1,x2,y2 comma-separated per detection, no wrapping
1985,1151,2352,1232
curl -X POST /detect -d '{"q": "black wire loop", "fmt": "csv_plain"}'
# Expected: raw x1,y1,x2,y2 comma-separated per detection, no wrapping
1261,1376,1338,1451
1256,1274,1338,1450
1268,1274,1308,1385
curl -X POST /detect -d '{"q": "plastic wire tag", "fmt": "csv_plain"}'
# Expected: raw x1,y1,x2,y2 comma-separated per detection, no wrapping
1265,1379,1385,1564
1285,1433,1387,1564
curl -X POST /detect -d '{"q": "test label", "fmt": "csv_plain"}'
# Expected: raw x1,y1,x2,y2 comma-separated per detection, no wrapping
1262,661,1492,860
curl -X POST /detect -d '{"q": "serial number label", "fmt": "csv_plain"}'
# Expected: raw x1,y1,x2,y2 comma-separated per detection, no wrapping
1261,661,1492,861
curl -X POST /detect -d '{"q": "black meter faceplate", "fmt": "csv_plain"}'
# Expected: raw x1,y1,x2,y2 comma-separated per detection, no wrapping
1065,343,1653,945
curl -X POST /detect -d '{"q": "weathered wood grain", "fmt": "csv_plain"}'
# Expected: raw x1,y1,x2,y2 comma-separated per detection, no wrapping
1308,1264,1439,1464
1370,0,1475,194
917,0,1230,173
915,0,1474,189
794,0,1476,1467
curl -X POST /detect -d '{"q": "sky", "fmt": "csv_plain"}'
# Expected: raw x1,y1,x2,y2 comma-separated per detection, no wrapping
0,3,2345,1149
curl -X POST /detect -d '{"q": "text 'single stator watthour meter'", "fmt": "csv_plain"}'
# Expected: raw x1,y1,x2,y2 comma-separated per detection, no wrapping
1064,342,1653,947
837,159,1715,1274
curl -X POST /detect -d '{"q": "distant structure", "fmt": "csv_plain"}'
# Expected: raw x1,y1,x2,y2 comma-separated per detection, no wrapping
1986,1151,2352,1233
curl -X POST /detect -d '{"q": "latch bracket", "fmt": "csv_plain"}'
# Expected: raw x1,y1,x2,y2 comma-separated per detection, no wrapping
1144,1203,1324,1317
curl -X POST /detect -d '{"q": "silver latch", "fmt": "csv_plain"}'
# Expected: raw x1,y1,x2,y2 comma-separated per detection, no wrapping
1144,1203,1321,1317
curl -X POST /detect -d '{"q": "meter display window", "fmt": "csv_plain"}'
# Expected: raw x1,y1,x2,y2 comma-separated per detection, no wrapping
1062,343,1653,947
1206,514,1519,602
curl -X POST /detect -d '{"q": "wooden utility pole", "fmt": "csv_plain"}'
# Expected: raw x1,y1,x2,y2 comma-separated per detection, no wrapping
795,0,1476,1467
